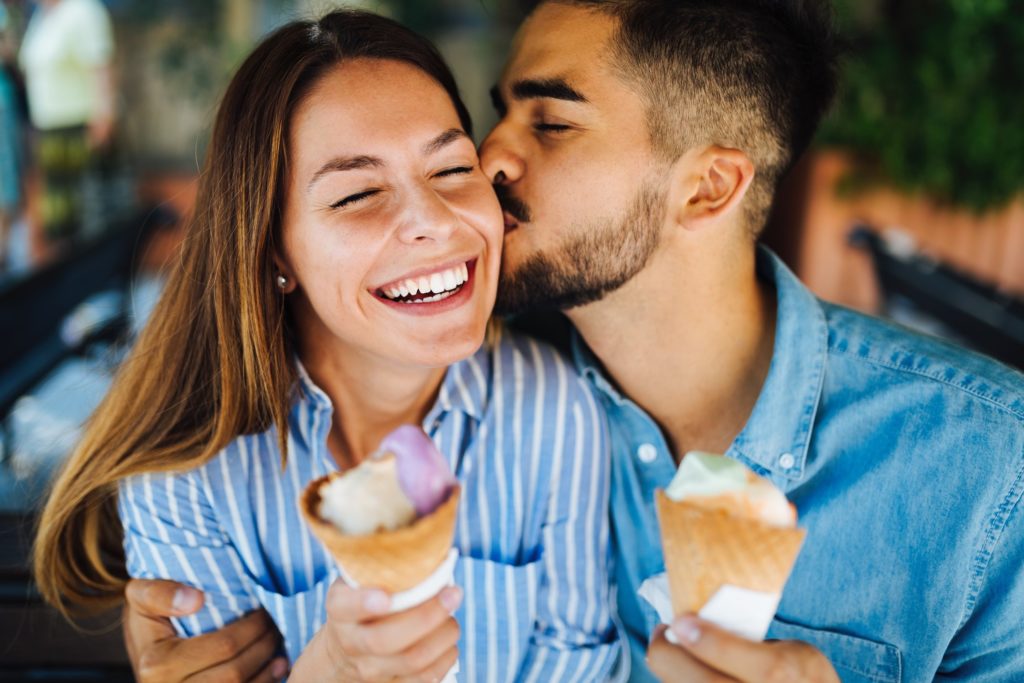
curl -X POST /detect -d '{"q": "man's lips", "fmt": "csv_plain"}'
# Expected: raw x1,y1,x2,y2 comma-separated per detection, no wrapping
494,185,531,233
503,210,520,233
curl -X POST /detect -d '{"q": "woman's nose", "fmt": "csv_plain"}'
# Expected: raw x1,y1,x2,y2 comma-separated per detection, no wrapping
395,185,460,244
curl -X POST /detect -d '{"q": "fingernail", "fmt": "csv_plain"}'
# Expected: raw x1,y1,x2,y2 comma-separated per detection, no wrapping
171,586,200,613
440,586,463,613
270,657,288,679
364,590,391,614
670,616,701,645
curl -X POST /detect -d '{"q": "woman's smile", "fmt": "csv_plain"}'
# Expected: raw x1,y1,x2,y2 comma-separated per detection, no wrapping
372,258,477,315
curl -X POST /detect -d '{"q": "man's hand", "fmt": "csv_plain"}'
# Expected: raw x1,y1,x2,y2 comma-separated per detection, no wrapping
123,578,288,683
647,616,840,683
290,581,461,682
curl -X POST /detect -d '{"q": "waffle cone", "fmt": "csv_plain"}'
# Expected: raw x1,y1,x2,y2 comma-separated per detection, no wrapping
300,476,460,593
655,490,805,617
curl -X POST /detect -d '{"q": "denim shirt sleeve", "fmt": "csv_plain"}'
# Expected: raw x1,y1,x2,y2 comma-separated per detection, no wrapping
936,445,1024,681
515,373,621,681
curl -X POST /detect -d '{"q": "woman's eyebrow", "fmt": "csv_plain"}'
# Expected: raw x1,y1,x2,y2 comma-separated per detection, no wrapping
307,155,383,192
423,128,470,155
307,129,469,193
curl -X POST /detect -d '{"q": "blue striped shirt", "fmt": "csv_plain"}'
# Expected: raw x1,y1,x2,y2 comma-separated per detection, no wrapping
118,328,620,681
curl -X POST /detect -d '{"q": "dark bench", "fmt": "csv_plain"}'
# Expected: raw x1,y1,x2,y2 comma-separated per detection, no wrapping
850,225,1024,370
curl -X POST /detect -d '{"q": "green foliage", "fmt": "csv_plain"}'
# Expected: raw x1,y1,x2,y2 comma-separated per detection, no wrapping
819,0,1024,211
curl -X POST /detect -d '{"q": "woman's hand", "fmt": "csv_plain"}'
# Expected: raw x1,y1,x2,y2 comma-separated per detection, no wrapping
646,617,840,683
291,580,463,683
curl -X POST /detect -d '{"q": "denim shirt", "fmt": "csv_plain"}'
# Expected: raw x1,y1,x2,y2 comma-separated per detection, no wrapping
573,248,1024,683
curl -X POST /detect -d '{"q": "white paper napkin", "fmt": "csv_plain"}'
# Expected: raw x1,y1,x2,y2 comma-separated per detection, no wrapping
638,572,780,642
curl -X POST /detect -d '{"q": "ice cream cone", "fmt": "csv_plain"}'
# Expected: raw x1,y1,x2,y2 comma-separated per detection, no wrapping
300,476,461,593
655,490,805,617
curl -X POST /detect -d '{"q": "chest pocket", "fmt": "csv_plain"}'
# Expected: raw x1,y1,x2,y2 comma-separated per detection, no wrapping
454,555,542,679
251,568,337,664
768,617,902,683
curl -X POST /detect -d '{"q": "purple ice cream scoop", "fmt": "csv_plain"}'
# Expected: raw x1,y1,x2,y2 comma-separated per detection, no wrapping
378,425,457,516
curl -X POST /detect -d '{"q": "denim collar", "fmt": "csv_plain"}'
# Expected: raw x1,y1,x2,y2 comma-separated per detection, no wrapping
572,246,827,482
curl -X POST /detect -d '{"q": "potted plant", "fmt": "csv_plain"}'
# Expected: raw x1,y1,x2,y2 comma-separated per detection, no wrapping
769,0,1024,312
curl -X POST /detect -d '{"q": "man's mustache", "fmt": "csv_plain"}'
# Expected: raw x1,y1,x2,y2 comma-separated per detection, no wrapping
494,184,532,223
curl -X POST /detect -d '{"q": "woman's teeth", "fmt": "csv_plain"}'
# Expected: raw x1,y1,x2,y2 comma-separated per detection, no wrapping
382,262,469,303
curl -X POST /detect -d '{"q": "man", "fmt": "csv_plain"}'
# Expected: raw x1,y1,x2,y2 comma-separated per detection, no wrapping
122,0,1024,681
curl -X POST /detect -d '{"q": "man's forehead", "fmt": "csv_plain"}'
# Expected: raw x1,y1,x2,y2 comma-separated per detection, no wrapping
500,4,616,88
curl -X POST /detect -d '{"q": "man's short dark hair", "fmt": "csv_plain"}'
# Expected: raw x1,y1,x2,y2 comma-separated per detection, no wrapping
544,0,839,234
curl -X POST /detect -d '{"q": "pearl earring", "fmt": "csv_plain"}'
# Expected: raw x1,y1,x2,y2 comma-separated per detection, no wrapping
276,274,288,289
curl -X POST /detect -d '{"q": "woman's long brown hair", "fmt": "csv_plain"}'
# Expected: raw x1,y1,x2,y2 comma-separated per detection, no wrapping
33,9,473,619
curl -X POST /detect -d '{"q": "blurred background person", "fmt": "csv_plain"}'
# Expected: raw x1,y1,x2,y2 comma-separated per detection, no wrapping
0,0,26,272
18,0,115,263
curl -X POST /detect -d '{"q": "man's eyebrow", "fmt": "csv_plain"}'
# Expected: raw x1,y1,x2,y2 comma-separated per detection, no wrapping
422,128,470,156
510,78,589,103
307,155,383,192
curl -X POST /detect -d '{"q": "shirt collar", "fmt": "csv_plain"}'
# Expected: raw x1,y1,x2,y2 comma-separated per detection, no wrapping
727,247,827,482
294,357,331,409
571,334,629,406
428,341,491,423
571,246,828,482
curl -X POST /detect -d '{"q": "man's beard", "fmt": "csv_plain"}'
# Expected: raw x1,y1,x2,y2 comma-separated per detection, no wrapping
494,179,666,316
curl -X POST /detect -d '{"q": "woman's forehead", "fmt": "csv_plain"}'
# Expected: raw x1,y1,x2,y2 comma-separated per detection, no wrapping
289,59,465,165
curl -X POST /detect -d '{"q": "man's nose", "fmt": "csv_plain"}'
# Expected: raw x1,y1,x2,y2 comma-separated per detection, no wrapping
479,127,525,185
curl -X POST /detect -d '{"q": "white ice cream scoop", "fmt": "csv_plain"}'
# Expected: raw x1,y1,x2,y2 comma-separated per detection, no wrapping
317,425,457,535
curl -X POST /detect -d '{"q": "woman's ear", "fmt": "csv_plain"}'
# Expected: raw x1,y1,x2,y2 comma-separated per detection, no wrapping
272,252,298,294
667,146,755,234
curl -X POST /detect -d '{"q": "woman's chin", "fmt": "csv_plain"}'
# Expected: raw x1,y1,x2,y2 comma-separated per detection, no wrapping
396,327,487,369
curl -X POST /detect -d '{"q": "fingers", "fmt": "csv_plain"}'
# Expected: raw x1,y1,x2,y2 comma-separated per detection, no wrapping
352,587,463,656
647,625,736,683
183,622,283,683
391,613,460,676
179,610,277,670
322,580,464,681
325,582,393,625
125,578,204,619
134,611,277,683
124,580,206,682
396,645,459,683
665,616,840,683
247,657,290,683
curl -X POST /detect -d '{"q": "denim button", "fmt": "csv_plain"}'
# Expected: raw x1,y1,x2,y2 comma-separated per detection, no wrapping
779,452,796,469
637,443,658,463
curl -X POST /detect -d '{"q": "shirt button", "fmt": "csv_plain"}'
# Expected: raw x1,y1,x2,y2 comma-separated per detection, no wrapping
637,443,658,464
778,452,796,470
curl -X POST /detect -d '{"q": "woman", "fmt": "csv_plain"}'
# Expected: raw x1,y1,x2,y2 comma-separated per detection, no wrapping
33,10,619,682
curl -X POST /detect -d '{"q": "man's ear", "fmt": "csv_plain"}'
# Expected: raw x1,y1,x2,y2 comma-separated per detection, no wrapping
668,146,755,233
